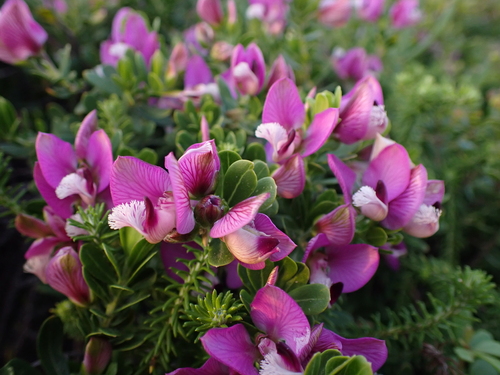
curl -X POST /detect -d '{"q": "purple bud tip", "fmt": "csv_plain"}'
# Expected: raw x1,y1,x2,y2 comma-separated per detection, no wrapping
194,195,225,227
83,337,112,375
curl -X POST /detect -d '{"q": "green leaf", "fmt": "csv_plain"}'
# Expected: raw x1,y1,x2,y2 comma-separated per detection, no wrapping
237,263,254,293
471,330,495,348
0,359,41,375
247,262,275,292
239,289,253,313
475,341,500,357
223,160,258,206
326,355,373,375
125,240,157,281
208,239,235,267
119,227,143,256
304,349,342,375
137,148,158,165
80,243,118,285
253,177,277,211
365,227,388,247
284,262,310,291
455,347,475,363
84,67,121,95
83,269,110,301
313,93,330,115
217,77,237,110
176,130,196,154
475,353,500,372
225,131,237,146
0,97,17,137
470,360,498,375
235,129,247,148
244,142,267,161
218,150,242,176
288,284,330,315
253,160,270,179
36,317,69,375
260,200,279,216
273,257,298,289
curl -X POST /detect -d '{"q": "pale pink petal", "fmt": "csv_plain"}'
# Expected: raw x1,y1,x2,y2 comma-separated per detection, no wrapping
272,155,305,199
108,200,147,236
352,185,388,221
369,134,396,161
233,62,260,96
254,214,296,261
308,252,333,288
196,0,224,25
251,285,310,355
86,130,113,193
23,251,52,283
44,205,70,240
179,140,219,197
302,108,339,157
165,153,196,234
262,78,305,131
423,180,445,205
110,156,170,206
255,122,293,162
210,193,270,238
34,162,74,219
75,110,98,160
362,144,411,202
143,197,177,243
36,133,77,189
327,154,356,202
223,226,279,266
403,204,441,238
315,205,355,246
382,164,428,230
201,325,260,375
201,116,210,142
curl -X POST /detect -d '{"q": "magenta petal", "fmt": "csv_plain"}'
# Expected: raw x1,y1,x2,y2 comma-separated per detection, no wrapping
254,214,296,261
201,325,260,375
362,144,411,202
302,108,339,157
15,213,52,238
75,111,98,160
327,154,356,202
315,205,355,246
167,358,231,375
86,130,113,193
381,164,428,230
185,55,213,89
225,260,244,289
210,193,270,238
110,156,171,206
36,133,77,189
179,140,219,197
423,180,445,205
223,227,279,265
302,233,330,262
318,329,388,372
246,43,266,92
165,153,196,235
262,78,305,131
325,244,379,293
251,285,310,355
272,154,305,199
34,162,74,219
25,237,62,259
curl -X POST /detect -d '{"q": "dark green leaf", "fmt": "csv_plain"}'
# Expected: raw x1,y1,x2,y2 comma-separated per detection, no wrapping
37,317,69,375
304,349,342,375
253,177,277,211
223,160,258,206
80,243,118,285
288,284,330,315
0,359,41,375
218,150,242,176
244,142,267,161
239,289,253,313
208,239,235,267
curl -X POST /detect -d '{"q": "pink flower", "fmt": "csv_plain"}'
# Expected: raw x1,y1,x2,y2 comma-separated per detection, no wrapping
35,111,113,219
100,7,159,67
83,337,112,375
356,0,384,22
246,0,290,34
266,54,295,89
332,47,383,81
389,0,422,28
318,0,352,28
196,0,224,26
0,0,48,65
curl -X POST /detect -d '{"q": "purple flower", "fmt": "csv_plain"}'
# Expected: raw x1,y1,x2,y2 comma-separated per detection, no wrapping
266,54,295,89
45,247,90,306
246,0,291,35
223,43,266,96
318,0,352,28
83,337,112,375
381,241,407,270
176,285,387,374
196,0,224,26
35,111,113,219
332,47,383,81
389,0,422,28
355,0,384,22
256,78,339,198
100,7,159,67
166,42,189,80
43,0,67,14
334,76,388,144
0,0,48,65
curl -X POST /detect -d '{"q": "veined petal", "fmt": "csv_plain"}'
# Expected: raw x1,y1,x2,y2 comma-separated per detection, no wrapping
34,162,74,219
75,110,98,160
110,156,171,206
23,251,52,283
223,226,279,265
210,193,270,238
251,285,310,355
315,205,355,246
86,129,113,193
362,144,411,202
166,358,231,375
423,180,445,205
201,325,260,375
25,236,62,259
316,329,388,372
381,164,428,230
258,339,303,374
263,78,305,131
44,206,70,240
165,152,196,234
302,108,339,157
36,132,77,189
272,155,305,199
302,233,330,262
143,197,176,243
179,140,219,197
325,244,379,293
327,154,356,202
254,214,296,261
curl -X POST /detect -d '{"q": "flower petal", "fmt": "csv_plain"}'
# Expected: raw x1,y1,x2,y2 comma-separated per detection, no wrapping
34,162,74,219
86,129,113,193
272,154,306,199
302,108,339,157
302,233,330,262
263,78,305,131
255,122,292,162
423,180,445,205
223,226,279,266
110,156,171,206
166,358,231,375
165,153,196,234
362,144,411,202
75,110,98,160
381,164,428,230
325,244,379,293
251,285,310,355
36,132,77,189
15,213,52,238
179,140,219,197
210,193,269,238
327,154,356,202
254,213,296,261
201,325,260,375
185,55,213,89
315,205,355,246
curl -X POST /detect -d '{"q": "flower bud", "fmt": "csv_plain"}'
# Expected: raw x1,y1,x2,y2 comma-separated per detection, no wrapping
196,0,224,26
166,42,189,80
267,55,295,89
389,0,422,29
45,247,90,306
194,195,225,228
194,22,214,49
0,0,48,65
82,337,112,375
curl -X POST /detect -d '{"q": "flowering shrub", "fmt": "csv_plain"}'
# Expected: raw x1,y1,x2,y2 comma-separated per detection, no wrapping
1,0,500,374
